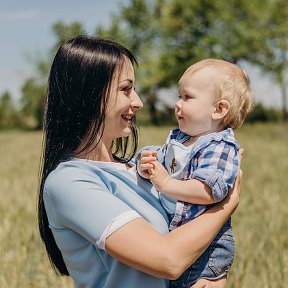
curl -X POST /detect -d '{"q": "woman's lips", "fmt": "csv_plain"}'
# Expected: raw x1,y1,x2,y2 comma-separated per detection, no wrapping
121,114,134,124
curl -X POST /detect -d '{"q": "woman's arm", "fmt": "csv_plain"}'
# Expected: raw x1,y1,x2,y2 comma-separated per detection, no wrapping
106,164,242,279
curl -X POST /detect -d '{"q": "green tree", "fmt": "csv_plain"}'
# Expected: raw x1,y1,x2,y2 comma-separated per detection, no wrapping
0,91,20,128
20,0,288,126
157,0,224,85
21,79,46,129
20,21,86,129
96,0,166,124
209,0,288,121
51,21,85,53
95,0,273,124
243,0,288,120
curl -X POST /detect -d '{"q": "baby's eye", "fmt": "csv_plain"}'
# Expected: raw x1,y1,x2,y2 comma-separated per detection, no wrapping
184,95,192,100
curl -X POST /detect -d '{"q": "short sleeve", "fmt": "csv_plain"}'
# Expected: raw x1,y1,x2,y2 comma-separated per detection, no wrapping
44,165,139,246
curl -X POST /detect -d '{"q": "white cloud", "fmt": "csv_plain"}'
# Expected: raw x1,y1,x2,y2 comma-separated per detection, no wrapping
0,9,40,21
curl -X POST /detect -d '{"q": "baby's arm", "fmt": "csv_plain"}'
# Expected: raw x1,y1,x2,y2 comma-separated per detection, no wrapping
139,140,239,205
147,160,215,204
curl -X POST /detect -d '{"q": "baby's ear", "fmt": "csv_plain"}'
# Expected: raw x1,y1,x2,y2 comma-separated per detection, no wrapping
212,100,230,120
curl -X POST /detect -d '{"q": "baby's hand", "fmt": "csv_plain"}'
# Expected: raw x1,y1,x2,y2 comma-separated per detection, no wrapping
138,150,157,179
149,160,172,192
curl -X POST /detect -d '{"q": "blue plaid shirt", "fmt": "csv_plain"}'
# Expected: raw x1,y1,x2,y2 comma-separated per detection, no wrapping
138,128,239,230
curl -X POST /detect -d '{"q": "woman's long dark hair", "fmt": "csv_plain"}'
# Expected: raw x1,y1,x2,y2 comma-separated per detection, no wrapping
38,36,138,275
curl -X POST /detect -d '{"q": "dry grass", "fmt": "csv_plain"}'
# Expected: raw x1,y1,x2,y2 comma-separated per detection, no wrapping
0,123,287,287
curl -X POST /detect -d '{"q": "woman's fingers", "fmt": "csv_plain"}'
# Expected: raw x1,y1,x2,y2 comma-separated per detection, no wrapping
190,277,227,288
235,148,244,189
190,279,209,287
238,148,244,163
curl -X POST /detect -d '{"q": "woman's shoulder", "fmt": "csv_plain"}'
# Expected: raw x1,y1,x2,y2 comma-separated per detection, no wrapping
44,159,104,195
46,159,91,179
44,159,134,196
47,158,123,178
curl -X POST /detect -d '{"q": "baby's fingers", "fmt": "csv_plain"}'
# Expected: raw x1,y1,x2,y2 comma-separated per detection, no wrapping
139,163,155,171
140,150,157,165
140,155,157,164
140,150,157,157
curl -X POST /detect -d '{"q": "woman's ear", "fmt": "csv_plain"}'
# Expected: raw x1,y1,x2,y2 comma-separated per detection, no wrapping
212,100,230,120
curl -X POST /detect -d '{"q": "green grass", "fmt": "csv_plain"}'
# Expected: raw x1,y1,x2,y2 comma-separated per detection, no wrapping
0,123,287,287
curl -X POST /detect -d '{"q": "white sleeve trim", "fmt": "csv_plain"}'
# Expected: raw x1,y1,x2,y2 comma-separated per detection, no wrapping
96,210,141,251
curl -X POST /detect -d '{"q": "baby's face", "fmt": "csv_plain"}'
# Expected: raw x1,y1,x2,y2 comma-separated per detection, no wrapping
176,67,218,137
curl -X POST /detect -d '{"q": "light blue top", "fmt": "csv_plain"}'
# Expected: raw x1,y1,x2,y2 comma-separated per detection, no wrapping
44,159,170,288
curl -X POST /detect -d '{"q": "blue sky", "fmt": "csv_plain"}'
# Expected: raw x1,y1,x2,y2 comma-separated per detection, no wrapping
0,0,127,100
0,0,283,108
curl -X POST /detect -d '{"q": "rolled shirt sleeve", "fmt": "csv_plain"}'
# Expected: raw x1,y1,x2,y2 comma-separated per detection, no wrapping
191,141,239,203
97,210,141,250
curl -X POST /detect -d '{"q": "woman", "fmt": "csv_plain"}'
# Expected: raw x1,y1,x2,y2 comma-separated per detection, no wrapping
38,35,241,288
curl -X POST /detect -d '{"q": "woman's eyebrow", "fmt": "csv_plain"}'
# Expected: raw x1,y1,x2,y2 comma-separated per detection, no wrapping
119,79,133,84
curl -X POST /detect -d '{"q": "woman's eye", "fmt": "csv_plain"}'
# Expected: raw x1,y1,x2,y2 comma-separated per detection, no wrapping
123,87,132,95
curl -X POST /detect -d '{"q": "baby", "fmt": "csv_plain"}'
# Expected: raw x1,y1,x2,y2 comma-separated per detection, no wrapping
137,59,254,287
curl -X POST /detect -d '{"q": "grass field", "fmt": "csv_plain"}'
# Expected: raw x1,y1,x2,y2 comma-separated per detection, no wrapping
0,123,287,288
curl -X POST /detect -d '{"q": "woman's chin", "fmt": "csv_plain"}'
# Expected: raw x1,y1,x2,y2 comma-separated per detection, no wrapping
120,127,132,137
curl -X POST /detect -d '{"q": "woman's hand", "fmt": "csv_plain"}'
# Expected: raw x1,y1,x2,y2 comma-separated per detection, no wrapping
224,148,244,210
190,277,227,288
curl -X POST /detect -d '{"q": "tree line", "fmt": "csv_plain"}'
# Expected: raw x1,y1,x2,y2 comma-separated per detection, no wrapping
1,0,287,129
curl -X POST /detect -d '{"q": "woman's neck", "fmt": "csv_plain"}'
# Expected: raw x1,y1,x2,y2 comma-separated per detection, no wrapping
76,139,114,162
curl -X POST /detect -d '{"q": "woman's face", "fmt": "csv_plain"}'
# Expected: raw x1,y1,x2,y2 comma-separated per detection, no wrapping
103,58,143,143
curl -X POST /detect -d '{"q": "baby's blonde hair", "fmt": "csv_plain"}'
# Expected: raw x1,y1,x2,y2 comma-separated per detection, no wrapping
181,59,254,129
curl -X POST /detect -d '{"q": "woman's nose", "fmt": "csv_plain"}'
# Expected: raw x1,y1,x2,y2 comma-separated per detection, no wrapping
131,89,143,111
